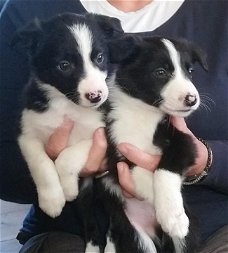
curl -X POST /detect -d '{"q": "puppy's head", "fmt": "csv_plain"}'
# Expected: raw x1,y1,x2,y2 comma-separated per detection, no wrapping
156,38,208,117
112,36,208,117
12,13,124,108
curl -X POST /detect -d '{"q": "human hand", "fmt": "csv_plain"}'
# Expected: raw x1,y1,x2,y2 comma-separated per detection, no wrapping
170,117,208,177
46,116,107,176
116,117,209,198
117,144,161,198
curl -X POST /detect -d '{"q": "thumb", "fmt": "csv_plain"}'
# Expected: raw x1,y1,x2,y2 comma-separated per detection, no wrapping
170,116,192,134
46,116,74,159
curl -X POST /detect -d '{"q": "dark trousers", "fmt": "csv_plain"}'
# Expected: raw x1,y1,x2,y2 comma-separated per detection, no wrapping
20,225,228,253
19,232,85,253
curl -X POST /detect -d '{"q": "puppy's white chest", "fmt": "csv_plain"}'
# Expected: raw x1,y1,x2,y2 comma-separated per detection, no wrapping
109,89,163,155
21,95,104,145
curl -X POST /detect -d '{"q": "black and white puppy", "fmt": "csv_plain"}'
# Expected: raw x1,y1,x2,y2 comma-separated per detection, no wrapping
15,13,125,218
85,36,208,253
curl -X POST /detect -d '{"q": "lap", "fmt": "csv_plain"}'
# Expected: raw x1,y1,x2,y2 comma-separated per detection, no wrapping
19,226,228,253
198,225,228,253
19,232,85,253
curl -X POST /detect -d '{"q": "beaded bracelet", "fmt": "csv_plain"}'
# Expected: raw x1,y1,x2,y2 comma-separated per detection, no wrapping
183,138,213,185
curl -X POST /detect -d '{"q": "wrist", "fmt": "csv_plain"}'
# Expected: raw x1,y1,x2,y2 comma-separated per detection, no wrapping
184,138,213,185
192,137,208,174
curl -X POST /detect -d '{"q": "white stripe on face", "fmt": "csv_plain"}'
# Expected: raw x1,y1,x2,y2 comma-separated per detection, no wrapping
69,24,108,107
162,39,183,77
160,39,200,117
69,24,93,69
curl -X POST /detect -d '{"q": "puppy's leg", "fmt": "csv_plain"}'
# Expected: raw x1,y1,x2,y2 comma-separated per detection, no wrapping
85,242,100,253
131,166,154,203
55,139,92,201
153,169,189,239
18,135,65,218
104,237,116,253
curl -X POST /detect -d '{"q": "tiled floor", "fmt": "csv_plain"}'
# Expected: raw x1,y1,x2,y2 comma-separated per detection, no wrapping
0,200,31,253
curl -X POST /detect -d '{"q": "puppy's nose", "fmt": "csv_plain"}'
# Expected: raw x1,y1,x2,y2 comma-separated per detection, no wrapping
184,94,197,107
85,90,102,103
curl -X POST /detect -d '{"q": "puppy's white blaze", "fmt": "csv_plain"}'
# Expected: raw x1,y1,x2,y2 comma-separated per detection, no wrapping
69,24,108,106
162,39,182,77
69,24,93,63
160,39,200,115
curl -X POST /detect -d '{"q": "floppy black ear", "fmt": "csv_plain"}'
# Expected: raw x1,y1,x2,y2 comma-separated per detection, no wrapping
191,45,208,71
87,13,124,39
11,18,43,54
173,38,208,71
108,35,139,63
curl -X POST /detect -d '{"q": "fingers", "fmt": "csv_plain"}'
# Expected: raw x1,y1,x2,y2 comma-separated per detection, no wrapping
117,162,136,197
46,116,74,160
117,162,137,198
117,162,143,199
170,117,192,135
80,128,107,177
117,143,160,172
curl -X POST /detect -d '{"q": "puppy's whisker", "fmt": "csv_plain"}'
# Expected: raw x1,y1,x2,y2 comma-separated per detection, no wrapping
152,98,163,106
199,101,211,113
200,94,216,106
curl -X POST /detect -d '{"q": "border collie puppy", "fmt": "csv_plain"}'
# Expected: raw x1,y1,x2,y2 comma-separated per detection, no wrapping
15,13,125,218
85,36,208,253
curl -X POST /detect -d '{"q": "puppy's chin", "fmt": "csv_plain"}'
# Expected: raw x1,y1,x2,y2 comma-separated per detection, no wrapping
159,104,196,118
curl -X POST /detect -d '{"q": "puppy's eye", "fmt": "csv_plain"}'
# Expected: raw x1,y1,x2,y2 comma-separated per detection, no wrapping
153,68,167,78
188,67,194,74
96,53,104,64
57,61,71,72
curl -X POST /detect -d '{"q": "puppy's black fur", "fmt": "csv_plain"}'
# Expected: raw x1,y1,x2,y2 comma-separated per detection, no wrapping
80,36,207,253
14,13,208,252
14,13,132,218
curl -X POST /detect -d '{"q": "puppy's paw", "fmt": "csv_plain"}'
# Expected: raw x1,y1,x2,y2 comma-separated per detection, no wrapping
61,176,79,201
38,187,66,218
157,207,189,238
55,156,79,201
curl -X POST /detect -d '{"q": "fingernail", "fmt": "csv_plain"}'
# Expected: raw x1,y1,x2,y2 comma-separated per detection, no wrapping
117,162,124,172
96,128,105,137
117,144,129,155
63,116,74,129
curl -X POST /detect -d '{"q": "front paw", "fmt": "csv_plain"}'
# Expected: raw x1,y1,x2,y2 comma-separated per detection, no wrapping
60,175,79,201
55,156,79,201
38,187,66,218
156,206,189,238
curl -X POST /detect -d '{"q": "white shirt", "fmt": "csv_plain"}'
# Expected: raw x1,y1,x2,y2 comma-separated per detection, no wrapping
80,0,185,33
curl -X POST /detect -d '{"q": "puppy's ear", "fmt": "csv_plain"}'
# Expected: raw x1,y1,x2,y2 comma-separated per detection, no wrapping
191,46,208,71
11,18,42,54
174,38,208,71
108,35,139,63
87,13,124,39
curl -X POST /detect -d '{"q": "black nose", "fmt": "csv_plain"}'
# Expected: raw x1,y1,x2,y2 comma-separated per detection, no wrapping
184,94,197,107
85,91,102,103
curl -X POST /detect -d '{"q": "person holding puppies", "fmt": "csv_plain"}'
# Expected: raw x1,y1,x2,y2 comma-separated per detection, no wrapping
0,0,227,252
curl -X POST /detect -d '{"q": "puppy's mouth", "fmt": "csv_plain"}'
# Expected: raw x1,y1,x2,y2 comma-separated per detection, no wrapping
160,105,195,117
80,92,108,108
